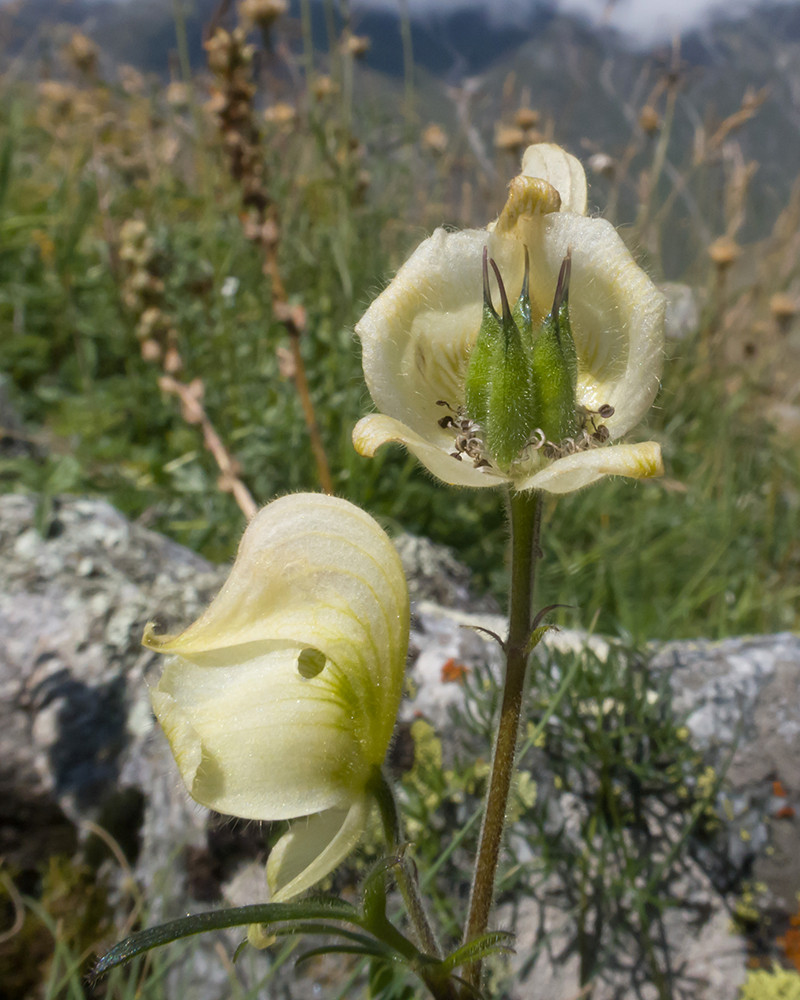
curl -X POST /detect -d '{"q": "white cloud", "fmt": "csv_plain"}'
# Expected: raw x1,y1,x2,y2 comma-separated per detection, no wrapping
353,0,784,47
557,0,762,45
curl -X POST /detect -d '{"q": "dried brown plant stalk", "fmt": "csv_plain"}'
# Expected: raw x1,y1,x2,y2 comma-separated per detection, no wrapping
119,218,258,521
159,376,258,520
204,24,334,496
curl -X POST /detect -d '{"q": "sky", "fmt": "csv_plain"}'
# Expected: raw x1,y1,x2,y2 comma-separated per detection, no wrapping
353,0,772,46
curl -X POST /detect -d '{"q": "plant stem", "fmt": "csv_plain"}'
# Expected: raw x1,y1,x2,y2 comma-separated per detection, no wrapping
462,488,540,989
373,769,442,959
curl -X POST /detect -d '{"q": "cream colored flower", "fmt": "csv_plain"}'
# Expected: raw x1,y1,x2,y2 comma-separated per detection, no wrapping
353,144,665,494
144,493,409,901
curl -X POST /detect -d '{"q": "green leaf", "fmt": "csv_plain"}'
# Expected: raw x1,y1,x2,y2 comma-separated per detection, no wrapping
295,944,396,968
91,900,360,980
437,931,515,974
362,855,400,928
269,922,380,948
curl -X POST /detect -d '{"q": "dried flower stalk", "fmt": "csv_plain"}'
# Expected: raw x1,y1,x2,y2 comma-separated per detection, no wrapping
204,24,334,495
119,218,258,520
159,376,258,520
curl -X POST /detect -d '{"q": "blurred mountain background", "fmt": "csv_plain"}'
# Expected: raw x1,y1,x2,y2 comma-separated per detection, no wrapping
3,0,800,261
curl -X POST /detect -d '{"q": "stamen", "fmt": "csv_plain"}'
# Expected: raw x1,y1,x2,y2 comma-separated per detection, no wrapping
598,404,615,418
438,415,455,428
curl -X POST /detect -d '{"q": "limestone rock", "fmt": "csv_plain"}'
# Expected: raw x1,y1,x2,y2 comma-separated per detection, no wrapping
3,494,798,999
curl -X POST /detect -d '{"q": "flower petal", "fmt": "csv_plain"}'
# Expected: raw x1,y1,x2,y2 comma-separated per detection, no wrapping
356,228,518,448
353,414,506,489
146,494,409,819
516,441,664,494
521,143,588,216
145,494,408,739
266,797,371,902
152,644,367,819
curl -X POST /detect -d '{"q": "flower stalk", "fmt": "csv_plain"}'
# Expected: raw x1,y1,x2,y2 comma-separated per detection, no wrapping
371,768,442,960
205,23,334,496
462,487,540,989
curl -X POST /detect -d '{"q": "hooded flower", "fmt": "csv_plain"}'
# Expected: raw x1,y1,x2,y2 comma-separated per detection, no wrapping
353,144,665,494
144,493,409,901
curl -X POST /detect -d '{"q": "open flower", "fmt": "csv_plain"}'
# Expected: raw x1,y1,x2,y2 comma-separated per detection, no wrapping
144,493,409,901
353,144,665,494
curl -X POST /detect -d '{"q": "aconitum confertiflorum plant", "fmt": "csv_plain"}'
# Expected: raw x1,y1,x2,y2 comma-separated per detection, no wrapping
96,144,666,1000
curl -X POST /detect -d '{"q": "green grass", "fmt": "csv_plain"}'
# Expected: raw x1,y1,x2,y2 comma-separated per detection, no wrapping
2,82,797,640
2,19,799,999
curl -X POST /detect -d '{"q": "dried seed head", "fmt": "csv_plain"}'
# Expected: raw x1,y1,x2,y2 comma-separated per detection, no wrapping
163,347,183,374
313,76,339,100
342,33,371,58
66,32,98,76
514,107,540,129
639,105,661,135
494,125,527,153
239,0,288,25
770,293,797,324
264,103,296,126
140,339,162,363
422,124,448,155
708,236,741,270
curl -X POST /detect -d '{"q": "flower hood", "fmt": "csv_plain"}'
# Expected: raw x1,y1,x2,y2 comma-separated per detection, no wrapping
144,493,409,901
353,144,665,494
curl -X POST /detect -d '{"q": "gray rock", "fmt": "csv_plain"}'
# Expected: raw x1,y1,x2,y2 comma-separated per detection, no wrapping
3,495,797,999
393,533,500,613
651,634,800,910
0,494,225,867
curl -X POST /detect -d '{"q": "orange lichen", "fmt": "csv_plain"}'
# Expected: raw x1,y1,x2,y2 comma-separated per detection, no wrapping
777,908,800,972
441,659,469,684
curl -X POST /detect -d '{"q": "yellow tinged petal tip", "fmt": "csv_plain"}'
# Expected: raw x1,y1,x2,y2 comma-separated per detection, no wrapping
266,797,371,901
519,442,664,494
494,176,562,234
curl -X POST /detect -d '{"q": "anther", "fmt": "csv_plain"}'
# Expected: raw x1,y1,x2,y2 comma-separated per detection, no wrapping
598,404,615,419
438,415,455,429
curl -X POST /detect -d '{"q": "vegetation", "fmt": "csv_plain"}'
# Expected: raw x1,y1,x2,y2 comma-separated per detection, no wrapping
3,4,800,997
